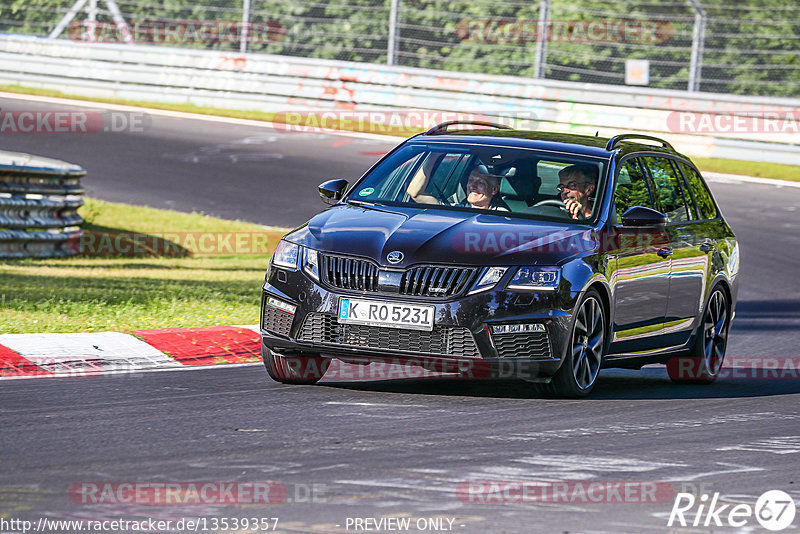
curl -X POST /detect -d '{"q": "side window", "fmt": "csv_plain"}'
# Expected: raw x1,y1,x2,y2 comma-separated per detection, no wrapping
677,162,718,220
643,157,690,223
613,158,652,224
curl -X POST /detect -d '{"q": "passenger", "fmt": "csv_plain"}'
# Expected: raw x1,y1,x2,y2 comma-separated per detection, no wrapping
557,164,598,220
407,157,509,211
459,169,510,211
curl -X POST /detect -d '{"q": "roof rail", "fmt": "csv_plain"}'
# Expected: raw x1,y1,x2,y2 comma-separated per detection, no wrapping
606,134,674,151
425,121,512,135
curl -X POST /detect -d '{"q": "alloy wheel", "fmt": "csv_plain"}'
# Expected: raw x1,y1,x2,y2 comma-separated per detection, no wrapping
570,295,605,390
701,289,728,376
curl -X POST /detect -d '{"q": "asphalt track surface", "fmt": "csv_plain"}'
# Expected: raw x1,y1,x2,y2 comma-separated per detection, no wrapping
2,94,800,533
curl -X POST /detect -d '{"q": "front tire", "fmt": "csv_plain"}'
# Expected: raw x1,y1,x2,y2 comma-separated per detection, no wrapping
263,350,329,385
667,287,729,384
543,289,606,397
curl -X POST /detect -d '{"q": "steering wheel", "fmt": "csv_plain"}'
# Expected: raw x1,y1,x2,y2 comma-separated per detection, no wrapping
532,199,569,212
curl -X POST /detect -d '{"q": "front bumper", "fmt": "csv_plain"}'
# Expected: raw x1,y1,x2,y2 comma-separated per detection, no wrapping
260,265,579,380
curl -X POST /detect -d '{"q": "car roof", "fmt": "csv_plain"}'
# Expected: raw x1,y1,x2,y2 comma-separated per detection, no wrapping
415,129,690,161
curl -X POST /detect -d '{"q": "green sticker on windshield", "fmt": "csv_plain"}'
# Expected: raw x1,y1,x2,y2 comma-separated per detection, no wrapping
358,187,374,196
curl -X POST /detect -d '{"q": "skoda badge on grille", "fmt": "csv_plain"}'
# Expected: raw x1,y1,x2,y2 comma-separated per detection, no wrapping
386,251,404,264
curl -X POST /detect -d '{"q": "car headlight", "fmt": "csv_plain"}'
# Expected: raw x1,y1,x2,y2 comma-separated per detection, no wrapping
468,266,508,295
507,267,560,291
272,240,299,269
303,247,319,280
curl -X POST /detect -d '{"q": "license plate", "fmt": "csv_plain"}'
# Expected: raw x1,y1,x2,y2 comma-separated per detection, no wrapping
338,298,435,332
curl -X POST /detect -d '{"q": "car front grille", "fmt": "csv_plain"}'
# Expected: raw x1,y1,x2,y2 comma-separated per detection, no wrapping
400,265,476,297
493,332,552,359
320,254,379,291
298,313,480,358
261,303,294,336
319,253,477,299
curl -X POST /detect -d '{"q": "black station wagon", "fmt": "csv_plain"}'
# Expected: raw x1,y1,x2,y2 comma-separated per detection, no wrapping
260,122,739,396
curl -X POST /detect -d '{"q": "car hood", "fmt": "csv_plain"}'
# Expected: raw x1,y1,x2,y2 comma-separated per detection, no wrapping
285,203,595,267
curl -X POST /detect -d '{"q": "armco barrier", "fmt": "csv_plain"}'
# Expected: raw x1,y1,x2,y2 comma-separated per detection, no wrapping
0,35,798,165
0,150,85,258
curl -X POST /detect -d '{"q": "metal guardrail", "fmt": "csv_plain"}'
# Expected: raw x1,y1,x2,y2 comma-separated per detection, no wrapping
0,150,85,258
0,35,798,165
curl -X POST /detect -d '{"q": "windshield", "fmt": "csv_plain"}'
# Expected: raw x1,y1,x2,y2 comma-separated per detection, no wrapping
348,142,608,223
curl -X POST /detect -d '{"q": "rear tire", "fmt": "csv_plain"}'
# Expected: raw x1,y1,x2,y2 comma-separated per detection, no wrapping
541,289,606,398
667,287,729,384
263,350,329,385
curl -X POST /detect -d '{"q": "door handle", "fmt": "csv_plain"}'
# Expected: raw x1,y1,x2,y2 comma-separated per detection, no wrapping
657,247,673,258
699,242,715,253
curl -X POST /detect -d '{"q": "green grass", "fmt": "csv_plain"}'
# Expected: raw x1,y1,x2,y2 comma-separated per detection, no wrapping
0,199,289,334
692,157,799,182
2,83,798,182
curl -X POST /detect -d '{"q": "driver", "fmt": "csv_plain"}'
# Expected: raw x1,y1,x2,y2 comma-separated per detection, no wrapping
557,164,598,220
407,157,509,211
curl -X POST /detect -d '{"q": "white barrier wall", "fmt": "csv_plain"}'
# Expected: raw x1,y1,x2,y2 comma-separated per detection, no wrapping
0,35,798,165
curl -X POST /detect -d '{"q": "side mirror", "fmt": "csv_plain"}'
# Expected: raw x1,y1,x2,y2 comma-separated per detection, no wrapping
621,206,667,227
318,179,349,205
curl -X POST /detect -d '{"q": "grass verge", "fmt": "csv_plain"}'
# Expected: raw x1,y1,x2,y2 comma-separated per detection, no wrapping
691,157,799,182
0,198,289,334
2,84,798,182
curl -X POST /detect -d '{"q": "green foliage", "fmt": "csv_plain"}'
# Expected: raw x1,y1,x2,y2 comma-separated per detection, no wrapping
1,0,798,96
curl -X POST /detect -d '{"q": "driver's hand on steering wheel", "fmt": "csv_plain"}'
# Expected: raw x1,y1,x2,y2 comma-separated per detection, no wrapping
564,198,583,219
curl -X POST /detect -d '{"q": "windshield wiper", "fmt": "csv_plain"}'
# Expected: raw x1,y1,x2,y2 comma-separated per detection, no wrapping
348,199,390,207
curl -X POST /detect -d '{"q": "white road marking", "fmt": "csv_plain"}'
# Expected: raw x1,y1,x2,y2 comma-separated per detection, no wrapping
661,462,763,482
325,401,426,407
717,436,800,455
705,171,800,189
496,412,800,442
